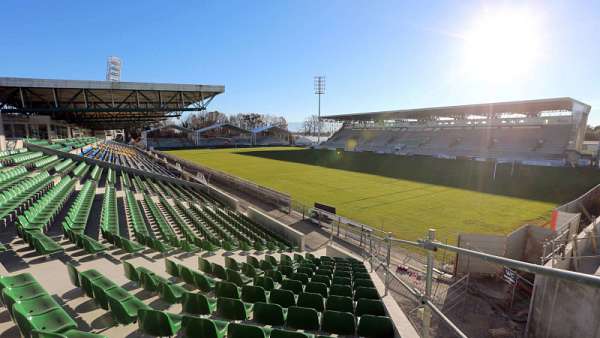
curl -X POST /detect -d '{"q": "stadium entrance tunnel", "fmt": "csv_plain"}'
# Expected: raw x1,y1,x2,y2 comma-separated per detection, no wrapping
236,149,599,204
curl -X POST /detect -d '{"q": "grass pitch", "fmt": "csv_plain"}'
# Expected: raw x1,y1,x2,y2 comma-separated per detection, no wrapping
167,147,599,243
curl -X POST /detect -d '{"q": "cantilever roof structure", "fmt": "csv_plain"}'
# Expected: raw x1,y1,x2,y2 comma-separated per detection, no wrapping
0,77,224,129
323,97,591,121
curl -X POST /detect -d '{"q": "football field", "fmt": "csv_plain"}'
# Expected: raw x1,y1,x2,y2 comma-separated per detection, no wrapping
167,147,599,243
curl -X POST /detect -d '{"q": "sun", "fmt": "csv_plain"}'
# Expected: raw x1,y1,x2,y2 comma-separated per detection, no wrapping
463,8,542,82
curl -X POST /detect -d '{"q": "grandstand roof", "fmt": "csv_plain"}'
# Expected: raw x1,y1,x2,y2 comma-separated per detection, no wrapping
0,77,224,129
323,97,591,121
251,125,290,134
194,123,250,134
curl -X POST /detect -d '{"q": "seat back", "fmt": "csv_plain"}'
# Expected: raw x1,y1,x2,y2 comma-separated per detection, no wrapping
326,295,354,313
138,309,180,337
356,298,386,316
354,287,379,300
182,292,212,315
322,309,356,335
224,257,240,271
330,284,353,298
181,316,225,338
281,279,303,294
357,315,395,338
122,261,139,283
212,264,227,280
228,322,266,338
297,292,324,312
305,282,328,298
198,257,213,274
66,263,80,287
216,297,247,320
286,306,320,331
165,259,180,277
268,289,295,308
253,302,285,326
241,285,266,303
215,281,240,299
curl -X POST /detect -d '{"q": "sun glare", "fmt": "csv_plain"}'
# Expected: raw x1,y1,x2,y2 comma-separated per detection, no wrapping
463,8,542,82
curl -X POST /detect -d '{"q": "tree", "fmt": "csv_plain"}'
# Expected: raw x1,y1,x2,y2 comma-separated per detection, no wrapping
302,115,323,135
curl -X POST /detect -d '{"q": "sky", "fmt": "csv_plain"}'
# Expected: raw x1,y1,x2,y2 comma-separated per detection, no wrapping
2,0,600,126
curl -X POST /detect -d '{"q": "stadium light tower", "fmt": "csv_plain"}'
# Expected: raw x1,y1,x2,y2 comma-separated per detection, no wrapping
106,56,122,81
314,76,325,143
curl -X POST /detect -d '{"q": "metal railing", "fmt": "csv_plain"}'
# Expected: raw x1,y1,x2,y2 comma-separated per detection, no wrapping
319,215,600,338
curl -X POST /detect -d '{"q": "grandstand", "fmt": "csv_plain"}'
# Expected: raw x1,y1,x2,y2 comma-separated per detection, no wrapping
321,98,591,166
0,77,406,338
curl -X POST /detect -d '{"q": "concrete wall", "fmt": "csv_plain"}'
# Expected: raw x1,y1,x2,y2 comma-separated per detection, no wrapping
246,207,305,249
505,224,553,263
456,233,506,275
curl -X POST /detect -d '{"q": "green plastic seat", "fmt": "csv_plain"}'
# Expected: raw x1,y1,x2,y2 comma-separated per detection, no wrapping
281,279,303,294
253,301,285,326
297,292,324,312
179,266,197,286
95,287,131,311
242,262,263,278
3,282,47,312
322,310,356,335
330,284,353,298
278,265,294,277
265,270,283,283
241,285,267,303
353,278,375,289
332,276,351,286
139,270,160,292
353,272,371,281
356,298,386,316
290,272,309,285
107,293,149,325
12,294,60,317
212,264,227,280
326,295,354,313
182,292,216,315
198,257,213,274
138,309,182,337
296,267,314,277
160,281,186,304
253,276,275,291
286,306,320,331
305,281,328,298
216,297,250,321
194,271,216,293
247,256,261,269
269,289,295,308
122,261,140,283
0,273,36,292
14,307,77,338
354,287,379,300
226,268,252,287
215,281,240,299
224,257,241,271
88,278,117,301
357,315,395,338
165,259,180,277
227,322,267,338
31,329,109,338
181,316,228,338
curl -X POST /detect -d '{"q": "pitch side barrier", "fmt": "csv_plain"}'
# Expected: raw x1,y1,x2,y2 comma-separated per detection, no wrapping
150,149,292,212
312,206,600,338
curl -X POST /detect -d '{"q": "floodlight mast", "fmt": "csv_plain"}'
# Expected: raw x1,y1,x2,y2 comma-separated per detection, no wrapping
314,76,325,143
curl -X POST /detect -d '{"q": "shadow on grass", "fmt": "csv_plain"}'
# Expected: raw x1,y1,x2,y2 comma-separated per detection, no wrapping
237,149,600,205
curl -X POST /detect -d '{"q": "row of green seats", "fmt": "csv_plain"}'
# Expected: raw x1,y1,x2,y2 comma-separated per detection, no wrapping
0,272,107,338
17,177,76,255
0,165,27,186
143,194,179,246
0,172,53,223
106,168,116,185
157,196,202,253
67,263,149,326
32,155,59,169
89,165,102,181
173,200,222,250
99,185,119,239
54,159,75,174
62,181,106,254
11,151,44,165
221,208,292,250
0,148,27,159
72,162,89,178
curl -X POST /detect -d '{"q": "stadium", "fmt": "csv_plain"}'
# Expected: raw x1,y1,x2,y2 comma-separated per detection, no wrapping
1,3,600,338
